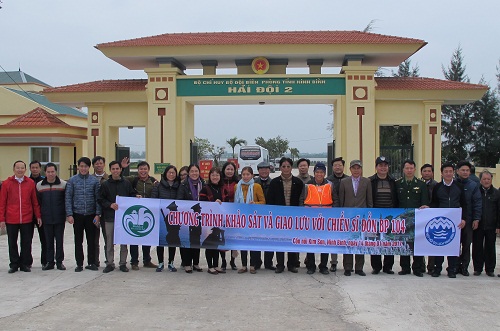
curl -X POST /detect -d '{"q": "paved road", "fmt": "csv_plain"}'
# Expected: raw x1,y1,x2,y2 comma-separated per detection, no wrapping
0,227,499,330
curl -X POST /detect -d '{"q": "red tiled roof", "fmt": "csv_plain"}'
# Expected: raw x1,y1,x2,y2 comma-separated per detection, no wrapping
96,31,425,48
3,107,70,127
44,79,147,93
375,77,487,90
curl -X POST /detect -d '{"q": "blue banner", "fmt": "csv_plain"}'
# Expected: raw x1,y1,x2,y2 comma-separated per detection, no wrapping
114,197,461,256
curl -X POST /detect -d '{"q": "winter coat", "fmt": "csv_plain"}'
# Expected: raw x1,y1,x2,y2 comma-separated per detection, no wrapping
65,173,101,217
151,178,179,200
98,176,137,222
0,176,41,224
36,176,66,224
479,186,500,230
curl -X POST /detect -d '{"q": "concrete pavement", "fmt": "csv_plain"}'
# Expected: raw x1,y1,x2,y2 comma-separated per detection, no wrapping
0,227,499,330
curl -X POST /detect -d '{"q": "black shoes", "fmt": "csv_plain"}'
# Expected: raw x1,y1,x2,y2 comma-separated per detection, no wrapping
85,264,98,271
344,270,352,276
447,272,456,278
383,269,395,275
307,269,315,275
230,258,237,270
42,263,55,271
486,272,495,277
461,269,470,277
329,264,337,272
20,265,31,272
473,271,481,276
8,267,18,274
275,267,284,274
57,263,66,270
265,265,277,271
288,267,298,273
372,269,380,275
75,266,83,272
355,270,366,276
119,265,129,272
398,270,411,275
319,268,329,275
103,265,115,273
431,271,440,277
413,271,424,277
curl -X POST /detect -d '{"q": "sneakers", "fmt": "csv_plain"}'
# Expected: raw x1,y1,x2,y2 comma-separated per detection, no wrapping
119,265,129,272
131,264,139,271
167,263,177,272
156,262,164,272
103,265,115,273
143,261,158,268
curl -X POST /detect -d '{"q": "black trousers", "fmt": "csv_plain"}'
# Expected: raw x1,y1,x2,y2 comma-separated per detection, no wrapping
130,245,152,265
180,247,200,267
205,249,219,268
264,251,275,268
472,227,497,273
433,255,458,274
6,223,34,269
241,250,260,267
73,213,97,267
276,251,298,270
371,255,394,271
44,222,65,265
400,255,425,273
33,220,47,266
306,253,329,271
459,223,473,269
157,246,177,264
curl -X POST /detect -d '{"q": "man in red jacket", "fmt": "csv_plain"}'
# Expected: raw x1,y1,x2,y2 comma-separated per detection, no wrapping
0,160,42,273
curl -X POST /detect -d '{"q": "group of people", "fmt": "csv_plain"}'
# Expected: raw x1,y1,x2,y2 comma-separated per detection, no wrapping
0,154,498,279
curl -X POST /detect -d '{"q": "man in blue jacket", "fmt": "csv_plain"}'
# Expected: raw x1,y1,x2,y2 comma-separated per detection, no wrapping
455,160,482,276
65,157,101,272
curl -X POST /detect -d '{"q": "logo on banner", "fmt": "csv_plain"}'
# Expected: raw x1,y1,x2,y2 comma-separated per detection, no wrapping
122,205,155,237
425,216,456,246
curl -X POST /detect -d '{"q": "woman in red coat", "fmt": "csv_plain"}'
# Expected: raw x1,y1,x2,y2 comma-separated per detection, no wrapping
0,160,42,273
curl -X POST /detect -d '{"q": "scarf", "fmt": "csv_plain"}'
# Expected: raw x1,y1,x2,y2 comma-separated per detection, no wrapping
188,177,202,201
234,178,254,204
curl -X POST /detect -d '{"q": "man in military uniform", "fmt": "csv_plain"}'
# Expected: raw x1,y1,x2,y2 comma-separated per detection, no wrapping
396,159,429,277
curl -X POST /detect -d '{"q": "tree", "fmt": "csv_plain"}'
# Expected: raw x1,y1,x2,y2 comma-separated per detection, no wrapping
441,46,474,164
392,59,420,77
226,136,247,158
289,147,300,161
469,79,500,167
208,145,225,168
194,137,211,161
255,136,289,159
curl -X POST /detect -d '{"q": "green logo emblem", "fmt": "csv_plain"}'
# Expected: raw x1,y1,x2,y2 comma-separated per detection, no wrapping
122,205,155,237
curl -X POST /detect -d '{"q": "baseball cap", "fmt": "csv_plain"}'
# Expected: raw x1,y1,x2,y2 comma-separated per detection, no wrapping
313,162,327,172
350,160,362,168
257,162,270,169
375,156,389,165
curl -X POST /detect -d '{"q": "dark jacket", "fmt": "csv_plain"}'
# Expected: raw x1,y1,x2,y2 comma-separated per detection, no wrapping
36,176,67,224
254,176,272,200
266,175,304,206
369,173,398,208
430,180,467,220
98,176,137,222
151,178,180,200
176,178,205,201
395,177,429,208
479,186,500,230
456,177,482,224
199,183,223,202
326,173,348,195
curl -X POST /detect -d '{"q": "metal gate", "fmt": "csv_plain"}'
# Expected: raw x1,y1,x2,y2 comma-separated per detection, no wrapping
379,144,414,179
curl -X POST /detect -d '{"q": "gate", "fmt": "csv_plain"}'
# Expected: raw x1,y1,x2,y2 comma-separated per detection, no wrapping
379,144,414,179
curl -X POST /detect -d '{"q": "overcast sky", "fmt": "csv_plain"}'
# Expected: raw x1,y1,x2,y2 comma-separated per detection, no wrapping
1,1,498,153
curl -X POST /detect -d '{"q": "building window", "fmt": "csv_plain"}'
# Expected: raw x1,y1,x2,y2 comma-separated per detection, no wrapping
30,147,60,170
